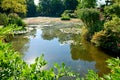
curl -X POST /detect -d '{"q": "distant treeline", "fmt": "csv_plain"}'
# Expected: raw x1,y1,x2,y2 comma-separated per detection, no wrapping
28,0,78,17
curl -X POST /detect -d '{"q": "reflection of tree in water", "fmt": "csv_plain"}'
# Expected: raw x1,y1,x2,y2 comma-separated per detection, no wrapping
70,34,94,61
11,35,30,53
11,29,37,53
41,28,74,43
41,26,110,76
70,36,111,76
26,29,37,38
41,29,57,40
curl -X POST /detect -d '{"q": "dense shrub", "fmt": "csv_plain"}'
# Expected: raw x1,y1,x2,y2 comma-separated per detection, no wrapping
85,58,120,80
91,17,120,53
61,10,71,20
62,10,77,18
8,13,26,27
77,8,103,39
104,3,120,19
77,0,96,8
0,13,9,26
0,24,23,42
61,14,70,20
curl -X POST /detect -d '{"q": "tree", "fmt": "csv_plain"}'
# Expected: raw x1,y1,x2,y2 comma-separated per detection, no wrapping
63,0,78,10
1,0,27,15
112,0,120,4
38,0,51,16
0,0,4,13
77,0,96,9
50,0,64,16
26,0,37,17
38,0,64,16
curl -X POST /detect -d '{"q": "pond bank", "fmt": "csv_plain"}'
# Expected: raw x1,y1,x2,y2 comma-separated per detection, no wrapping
23,17,81,25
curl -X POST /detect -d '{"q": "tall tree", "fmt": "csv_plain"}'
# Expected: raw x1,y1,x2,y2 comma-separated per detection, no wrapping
77,0,96,9
112,0,120,4
26,0,37,17
39,0,51,16
64,0,78,10
1,0,27,15
0,0,4,13
38,0,64,16
50,0,64,16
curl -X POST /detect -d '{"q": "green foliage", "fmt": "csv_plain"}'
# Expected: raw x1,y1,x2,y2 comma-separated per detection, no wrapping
26,0,37,17
77,8,103,39
0,27,120,80
85,70,100,80
112,0,120,4
8,13,26,27
0,13,25,27
104,58,120,80
91,17,120,53
0,42,76,80
62,10,77,18
63,0,78,10
1,0,26,15
83,58,120,80
91,30,106,47
0,24,22,42
61,15,70,20
77,0,96,9
39,0,64,16
104,3,120,19
38,0,78,17
0,13,9,26
50,0,65,16
61,10,71,20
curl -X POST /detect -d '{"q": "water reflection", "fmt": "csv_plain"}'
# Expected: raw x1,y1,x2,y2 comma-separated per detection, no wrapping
70,35,110,76
11,23,111,77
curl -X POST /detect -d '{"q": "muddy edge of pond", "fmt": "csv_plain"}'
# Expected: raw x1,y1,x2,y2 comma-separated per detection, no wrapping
23,17,81,24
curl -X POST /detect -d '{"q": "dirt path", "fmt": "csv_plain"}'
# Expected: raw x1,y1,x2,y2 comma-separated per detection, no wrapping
23,17,81,24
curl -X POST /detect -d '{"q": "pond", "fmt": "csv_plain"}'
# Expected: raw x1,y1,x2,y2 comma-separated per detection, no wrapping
11,19,111,77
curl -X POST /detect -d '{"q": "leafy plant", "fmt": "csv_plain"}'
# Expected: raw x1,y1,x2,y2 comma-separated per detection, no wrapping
61,10,71,20
91,17,120,53
0,13,9,26
0,41,77,80
8,13,26,27
77,8,103,39
77,0,96,9
104,3,120,19
0,24,22,42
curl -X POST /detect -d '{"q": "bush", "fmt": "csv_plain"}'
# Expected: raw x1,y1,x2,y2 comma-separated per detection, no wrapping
77,8,103,39
61,14,70,20
91,17,120,53
0,13,9,26
0,24,23,42
8,13,26,27
85,58,120,80
61,11,71,20
104,3,120,19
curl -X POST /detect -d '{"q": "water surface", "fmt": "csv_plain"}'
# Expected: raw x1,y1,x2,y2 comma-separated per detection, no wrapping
12,21,110,76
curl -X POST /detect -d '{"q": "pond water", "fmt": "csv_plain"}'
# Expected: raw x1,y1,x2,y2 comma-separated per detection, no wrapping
11,21,110,77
